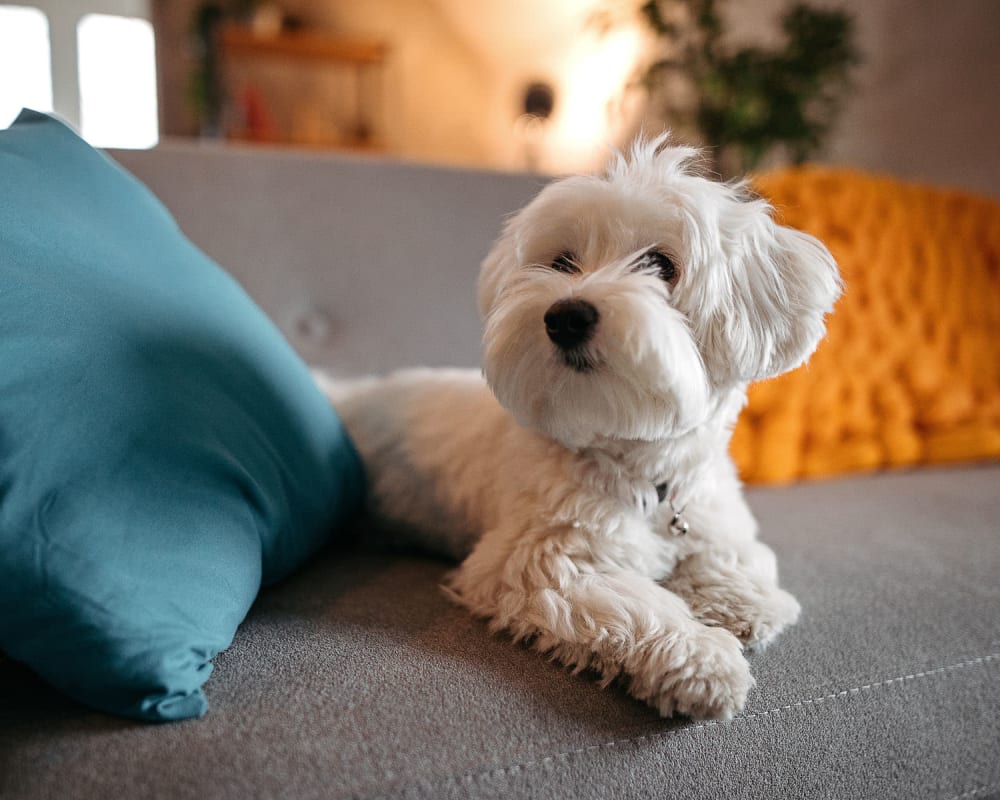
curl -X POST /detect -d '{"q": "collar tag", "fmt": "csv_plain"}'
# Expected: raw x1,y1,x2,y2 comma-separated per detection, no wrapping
669,509,690,536
654,481,688,535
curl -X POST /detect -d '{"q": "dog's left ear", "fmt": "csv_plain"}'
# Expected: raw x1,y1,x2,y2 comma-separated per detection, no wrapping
703,200,843,385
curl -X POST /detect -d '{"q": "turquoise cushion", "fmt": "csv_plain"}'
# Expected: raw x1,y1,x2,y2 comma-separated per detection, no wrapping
0,110,364,721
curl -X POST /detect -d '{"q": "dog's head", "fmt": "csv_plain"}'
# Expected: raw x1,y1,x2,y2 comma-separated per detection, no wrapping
478,137,842,448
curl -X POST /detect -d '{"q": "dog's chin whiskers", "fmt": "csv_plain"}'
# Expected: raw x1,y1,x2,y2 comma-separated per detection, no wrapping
561,349,596,373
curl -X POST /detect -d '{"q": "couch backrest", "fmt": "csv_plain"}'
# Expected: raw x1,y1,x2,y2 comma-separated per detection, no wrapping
112,147,1000,482
112,144,545,374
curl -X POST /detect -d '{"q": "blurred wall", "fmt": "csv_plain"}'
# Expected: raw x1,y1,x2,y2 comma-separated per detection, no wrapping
154,0,1000,195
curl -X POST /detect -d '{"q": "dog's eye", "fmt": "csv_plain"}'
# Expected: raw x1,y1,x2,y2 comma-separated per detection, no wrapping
642,251,679,285
550,251,581,274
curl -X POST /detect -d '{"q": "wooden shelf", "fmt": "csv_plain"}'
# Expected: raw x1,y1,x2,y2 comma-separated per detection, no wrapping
219,25,387,65
217,24,386,154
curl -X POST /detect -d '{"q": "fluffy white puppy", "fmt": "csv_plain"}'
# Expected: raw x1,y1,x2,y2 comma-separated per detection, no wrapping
319,137,841,719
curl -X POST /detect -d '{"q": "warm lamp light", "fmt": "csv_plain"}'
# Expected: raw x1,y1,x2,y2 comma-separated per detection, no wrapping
546,25,643,173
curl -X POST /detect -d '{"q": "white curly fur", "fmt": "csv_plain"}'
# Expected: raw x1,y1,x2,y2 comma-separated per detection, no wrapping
318,136,841,719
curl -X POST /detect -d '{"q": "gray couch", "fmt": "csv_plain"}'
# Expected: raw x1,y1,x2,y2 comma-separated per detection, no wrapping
2,143,998,800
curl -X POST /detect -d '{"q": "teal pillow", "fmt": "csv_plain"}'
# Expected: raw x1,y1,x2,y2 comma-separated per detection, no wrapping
0,110,364,721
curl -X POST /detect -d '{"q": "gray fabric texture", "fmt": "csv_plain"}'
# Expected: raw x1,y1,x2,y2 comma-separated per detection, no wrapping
111,143,545,374
3,465,999,799
2,145,997,799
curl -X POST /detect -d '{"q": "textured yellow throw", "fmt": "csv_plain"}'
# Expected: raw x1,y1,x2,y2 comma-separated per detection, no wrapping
733,167,1000,483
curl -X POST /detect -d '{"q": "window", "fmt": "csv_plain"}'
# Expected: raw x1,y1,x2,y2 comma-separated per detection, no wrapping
1,2,157,148
0,5,53,128
77,13,157,148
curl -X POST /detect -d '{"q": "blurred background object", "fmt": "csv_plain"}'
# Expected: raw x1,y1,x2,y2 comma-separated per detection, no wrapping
513,80,556,172
619,0,860,177
187,1,386,150
2,0,998,195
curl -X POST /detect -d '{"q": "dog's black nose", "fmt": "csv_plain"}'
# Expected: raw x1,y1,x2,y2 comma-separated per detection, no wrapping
544,299,599,349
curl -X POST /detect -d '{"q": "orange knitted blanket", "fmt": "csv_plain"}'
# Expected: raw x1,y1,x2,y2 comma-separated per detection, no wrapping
732,167,1000,484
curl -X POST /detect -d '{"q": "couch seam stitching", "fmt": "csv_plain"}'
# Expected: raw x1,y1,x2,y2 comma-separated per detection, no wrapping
401,651,1000,797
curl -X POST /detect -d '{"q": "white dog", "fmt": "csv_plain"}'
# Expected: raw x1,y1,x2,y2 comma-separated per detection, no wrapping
319,137,841,719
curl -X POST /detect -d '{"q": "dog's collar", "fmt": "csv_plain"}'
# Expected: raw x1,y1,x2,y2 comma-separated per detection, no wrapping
653,481,689,536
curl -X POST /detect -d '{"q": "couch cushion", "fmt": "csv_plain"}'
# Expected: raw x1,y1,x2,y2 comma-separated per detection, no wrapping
1,465,997,798
0,110,364,721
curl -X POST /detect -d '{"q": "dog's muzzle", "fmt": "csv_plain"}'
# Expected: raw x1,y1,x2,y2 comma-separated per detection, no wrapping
544,299,598,350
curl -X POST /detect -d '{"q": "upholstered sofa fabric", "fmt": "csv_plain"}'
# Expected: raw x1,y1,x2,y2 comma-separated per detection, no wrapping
3,465,998,799
734,168,1000,483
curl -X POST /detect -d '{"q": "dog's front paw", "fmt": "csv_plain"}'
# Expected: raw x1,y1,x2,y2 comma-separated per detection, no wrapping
738,587,801,649
690,584,801,649
631,626,753,720
668,552,801,650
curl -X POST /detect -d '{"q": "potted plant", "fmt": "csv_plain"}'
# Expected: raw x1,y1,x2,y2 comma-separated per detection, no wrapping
632,0,860,176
